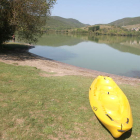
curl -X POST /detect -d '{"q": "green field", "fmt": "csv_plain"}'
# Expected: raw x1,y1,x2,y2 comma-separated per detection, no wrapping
0,61,140,140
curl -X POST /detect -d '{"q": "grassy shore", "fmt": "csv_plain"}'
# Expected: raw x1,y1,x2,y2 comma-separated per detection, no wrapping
0,59,140,140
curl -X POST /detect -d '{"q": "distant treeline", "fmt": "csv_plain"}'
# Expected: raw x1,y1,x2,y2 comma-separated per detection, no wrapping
91,26,140,36
44,25,140,37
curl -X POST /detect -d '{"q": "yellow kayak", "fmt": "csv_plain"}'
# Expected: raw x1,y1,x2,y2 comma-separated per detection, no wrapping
89,76,133,138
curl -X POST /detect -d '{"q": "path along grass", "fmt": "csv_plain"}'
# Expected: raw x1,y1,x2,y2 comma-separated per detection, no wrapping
0,62,140,140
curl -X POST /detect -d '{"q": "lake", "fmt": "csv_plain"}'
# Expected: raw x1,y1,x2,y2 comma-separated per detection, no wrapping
29,34,140,78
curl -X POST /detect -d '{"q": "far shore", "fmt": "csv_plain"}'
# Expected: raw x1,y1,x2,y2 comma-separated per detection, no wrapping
0,43,140,85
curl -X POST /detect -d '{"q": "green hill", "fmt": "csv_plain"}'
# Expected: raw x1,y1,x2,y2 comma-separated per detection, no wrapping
109,16,140,26
44,16,89,30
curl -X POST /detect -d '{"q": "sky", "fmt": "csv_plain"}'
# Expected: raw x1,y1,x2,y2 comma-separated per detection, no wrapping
51,0,140,25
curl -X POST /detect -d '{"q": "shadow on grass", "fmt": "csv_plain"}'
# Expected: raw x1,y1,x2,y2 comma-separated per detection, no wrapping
95,115,132,140
114,129,132,140
0,43,43,61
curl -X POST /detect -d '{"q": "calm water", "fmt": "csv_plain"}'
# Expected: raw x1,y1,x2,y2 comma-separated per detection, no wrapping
29,34,140,78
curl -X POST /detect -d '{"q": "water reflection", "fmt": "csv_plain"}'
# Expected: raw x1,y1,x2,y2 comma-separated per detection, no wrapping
89,35,140,56
37,34,140,55
32,45,77,61
30,34,140,78
37,34,88,47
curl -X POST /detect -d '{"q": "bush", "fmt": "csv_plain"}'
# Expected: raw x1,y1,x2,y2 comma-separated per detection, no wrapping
88,26,100,32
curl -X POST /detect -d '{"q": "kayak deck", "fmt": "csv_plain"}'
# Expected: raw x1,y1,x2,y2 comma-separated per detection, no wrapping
89,76,133,138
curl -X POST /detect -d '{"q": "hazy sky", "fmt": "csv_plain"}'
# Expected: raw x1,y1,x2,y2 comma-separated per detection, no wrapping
51,0,140,25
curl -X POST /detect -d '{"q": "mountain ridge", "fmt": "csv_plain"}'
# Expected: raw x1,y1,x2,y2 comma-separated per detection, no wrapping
44,15,140,30
45,16,90,30
109,16,140,26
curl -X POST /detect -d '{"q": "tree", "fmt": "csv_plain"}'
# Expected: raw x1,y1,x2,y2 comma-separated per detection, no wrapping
0,0,14,44
0,0,56,44
88,26,100,32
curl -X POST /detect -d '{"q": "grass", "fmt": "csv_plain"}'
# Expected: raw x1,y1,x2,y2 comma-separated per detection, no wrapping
0,62,140,140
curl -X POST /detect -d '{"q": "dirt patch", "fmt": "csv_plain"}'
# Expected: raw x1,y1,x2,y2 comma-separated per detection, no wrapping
0,47,140,86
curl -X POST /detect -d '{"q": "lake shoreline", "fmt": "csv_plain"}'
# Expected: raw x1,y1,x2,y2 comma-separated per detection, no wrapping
0,43,140,85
